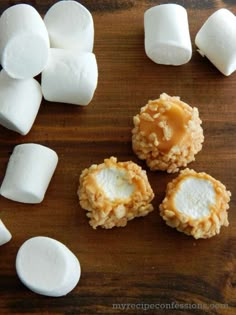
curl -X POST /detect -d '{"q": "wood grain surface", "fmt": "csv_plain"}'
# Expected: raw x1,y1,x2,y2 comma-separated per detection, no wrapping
0,0,235,314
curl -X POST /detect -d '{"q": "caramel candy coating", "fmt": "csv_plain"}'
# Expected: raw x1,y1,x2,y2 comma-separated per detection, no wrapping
160,168,231,239
132,93,204,173
78,157,154,229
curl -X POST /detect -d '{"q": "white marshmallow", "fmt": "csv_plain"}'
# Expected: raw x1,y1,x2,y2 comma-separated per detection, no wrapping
0,4,50,79
16,236,81,297
96,168,135,201
42,49,98,106
144,4,192,65
174,177,216,219
0,70,42,135
0,219,12,246
0,143,58,204
44,0,94,52
195,9,236,76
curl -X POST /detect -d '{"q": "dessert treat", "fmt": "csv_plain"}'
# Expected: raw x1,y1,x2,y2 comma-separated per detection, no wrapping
144,4,192,65
0,143,58,204
132,93,204,173
16,236,81,297
0,70,42,135
0,219,12,246
78,156,154,229
160,168,231,239
195,8,236,76
0,4,49,79
41,49,98,106
44,0,94,52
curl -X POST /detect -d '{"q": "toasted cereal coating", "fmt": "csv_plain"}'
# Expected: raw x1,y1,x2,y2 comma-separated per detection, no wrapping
132,93,204,173
160,169,231,239
78,157,155,229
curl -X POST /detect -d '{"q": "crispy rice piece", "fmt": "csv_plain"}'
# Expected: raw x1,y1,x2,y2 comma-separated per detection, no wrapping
78,157,155,229
132,93,204,173
160,169,231,239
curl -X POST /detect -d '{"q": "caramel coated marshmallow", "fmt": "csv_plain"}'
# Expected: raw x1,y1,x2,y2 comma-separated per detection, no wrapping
160,169,231,239
78,157,154,229
132,93,204,173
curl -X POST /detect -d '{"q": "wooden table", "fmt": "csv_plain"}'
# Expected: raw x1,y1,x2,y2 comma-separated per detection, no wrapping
0,1,235,314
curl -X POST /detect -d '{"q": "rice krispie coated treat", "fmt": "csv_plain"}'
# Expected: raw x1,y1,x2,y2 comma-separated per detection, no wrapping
160,168,231,239
132,93,204,173
78,157,155,229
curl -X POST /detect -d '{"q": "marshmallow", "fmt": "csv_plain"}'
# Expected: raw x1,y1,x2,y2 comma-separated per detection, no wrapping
174,177,215,219
0,219,12,246
78,157,154,229
44,0,94,52
95,167,135,201
0,4,50,79
16,236,81,297
0,70,42,135
0,144,58,204
195,9,236,76
42,49,98,106
132,93,204,173
144,4,192,65
160,168,231,239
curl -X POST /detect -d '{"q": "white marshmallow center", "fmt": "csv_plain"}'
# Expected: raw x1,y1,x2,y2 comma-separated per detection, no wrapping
174,177,216,219
96,168,135,201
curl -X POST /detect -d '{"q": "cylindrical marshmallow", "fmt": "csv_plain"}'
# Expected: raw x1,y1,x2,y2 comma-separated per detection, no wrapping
195,9,236,76
0,219,12,246
0,70,42,135
0,144,58,204
16,236,81,297
144,4,192,65
42,49,98,106
44,0,94,52
0,4,50,79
